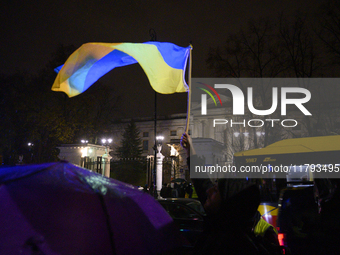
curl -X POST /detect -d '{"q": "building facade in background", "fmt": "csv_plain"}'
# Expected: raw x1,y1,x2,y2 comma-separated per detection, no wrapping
57,143,112,177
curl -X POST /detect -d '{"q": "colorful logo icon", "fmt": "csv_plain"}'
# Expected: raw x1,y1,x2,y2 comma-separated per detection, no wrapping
197,82,223,115
197,82,223,106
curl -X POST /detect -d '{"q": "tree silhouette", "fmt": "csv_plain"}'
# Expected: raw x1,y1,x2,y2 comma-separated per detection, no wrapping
112,121,145,186
116,121,143,159
0,44,121,164
206,13,337,149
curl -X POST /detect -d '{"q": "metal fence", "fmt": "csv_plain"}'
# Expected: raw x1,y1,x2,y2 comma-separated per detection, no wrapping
80,156,109,175
80,156,185,186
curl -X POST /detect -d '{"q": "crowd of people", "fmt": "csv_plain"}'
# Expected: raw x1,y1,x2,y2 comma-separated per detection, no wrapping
160,182,194,199
143,181,194,199
143,132,283,254
176,133,283,255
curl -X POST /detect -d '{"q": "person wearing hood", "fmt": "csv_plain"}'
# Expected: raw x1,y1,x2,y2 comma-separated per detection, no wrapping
180,133,269,254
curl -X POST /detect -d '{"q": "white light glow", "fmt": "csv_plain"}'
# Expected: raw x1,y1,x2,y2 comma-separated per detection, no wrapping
234,132,240,137
81,148,87,157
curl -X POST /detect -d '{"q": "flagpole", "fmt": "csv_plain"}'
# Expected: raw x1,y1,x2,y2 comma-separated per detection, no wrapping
150,28,158,198
185,44,193,134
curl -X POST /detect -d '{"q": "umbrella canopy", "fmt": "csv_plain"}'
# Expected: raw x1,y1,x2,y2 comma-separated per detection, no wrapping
0,162,184,254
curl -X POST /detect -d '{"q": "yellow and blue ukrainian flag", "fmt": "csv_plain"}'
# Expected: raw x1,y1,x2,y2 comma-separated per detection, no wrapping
52,42,191,97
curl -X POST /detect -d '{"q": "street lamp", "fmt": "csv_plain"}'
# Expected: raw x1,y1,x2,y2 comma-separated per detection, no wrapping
154,135,164,199
232,132,240,146
151,136,164,197
101,138,112,146
28,142,34,162
99,138,112,178
168,144,179,184
153,136,164,155
232,131,249,150
156,136,164,143
155,136,164,155
101,138,113,156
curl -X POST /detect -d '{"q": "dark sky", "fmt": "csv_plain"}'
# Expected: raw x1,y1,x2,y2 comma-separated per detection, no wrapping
1,0,325,118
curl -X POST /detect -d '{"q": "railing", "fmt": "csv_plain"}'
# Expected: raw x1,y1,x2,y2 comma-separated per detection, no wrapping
80,156,185,187
80,156,109,175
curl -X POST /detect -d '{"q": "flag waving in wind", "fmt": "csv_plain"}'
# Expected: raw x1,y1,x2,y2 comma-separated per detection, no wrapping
52,42,191,97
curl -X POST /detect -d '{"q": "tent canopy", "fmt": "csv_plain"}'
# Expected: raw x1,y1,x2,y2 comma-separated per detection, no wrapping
234,135,340,166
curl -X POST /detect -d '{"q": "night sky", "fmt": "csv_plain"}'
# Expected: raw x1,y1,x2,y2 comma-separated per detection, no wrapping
1,0,325,118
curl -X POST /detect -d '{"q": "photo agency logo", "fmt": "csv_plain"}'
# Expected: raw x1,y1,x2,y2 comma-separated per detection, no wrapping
195,79,312,129
190,78,340,179
197,82,223,113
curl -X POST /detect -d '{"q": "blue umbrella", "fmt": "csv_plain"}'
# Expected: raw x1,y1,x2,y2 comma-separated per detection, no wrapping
0,162,184,254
